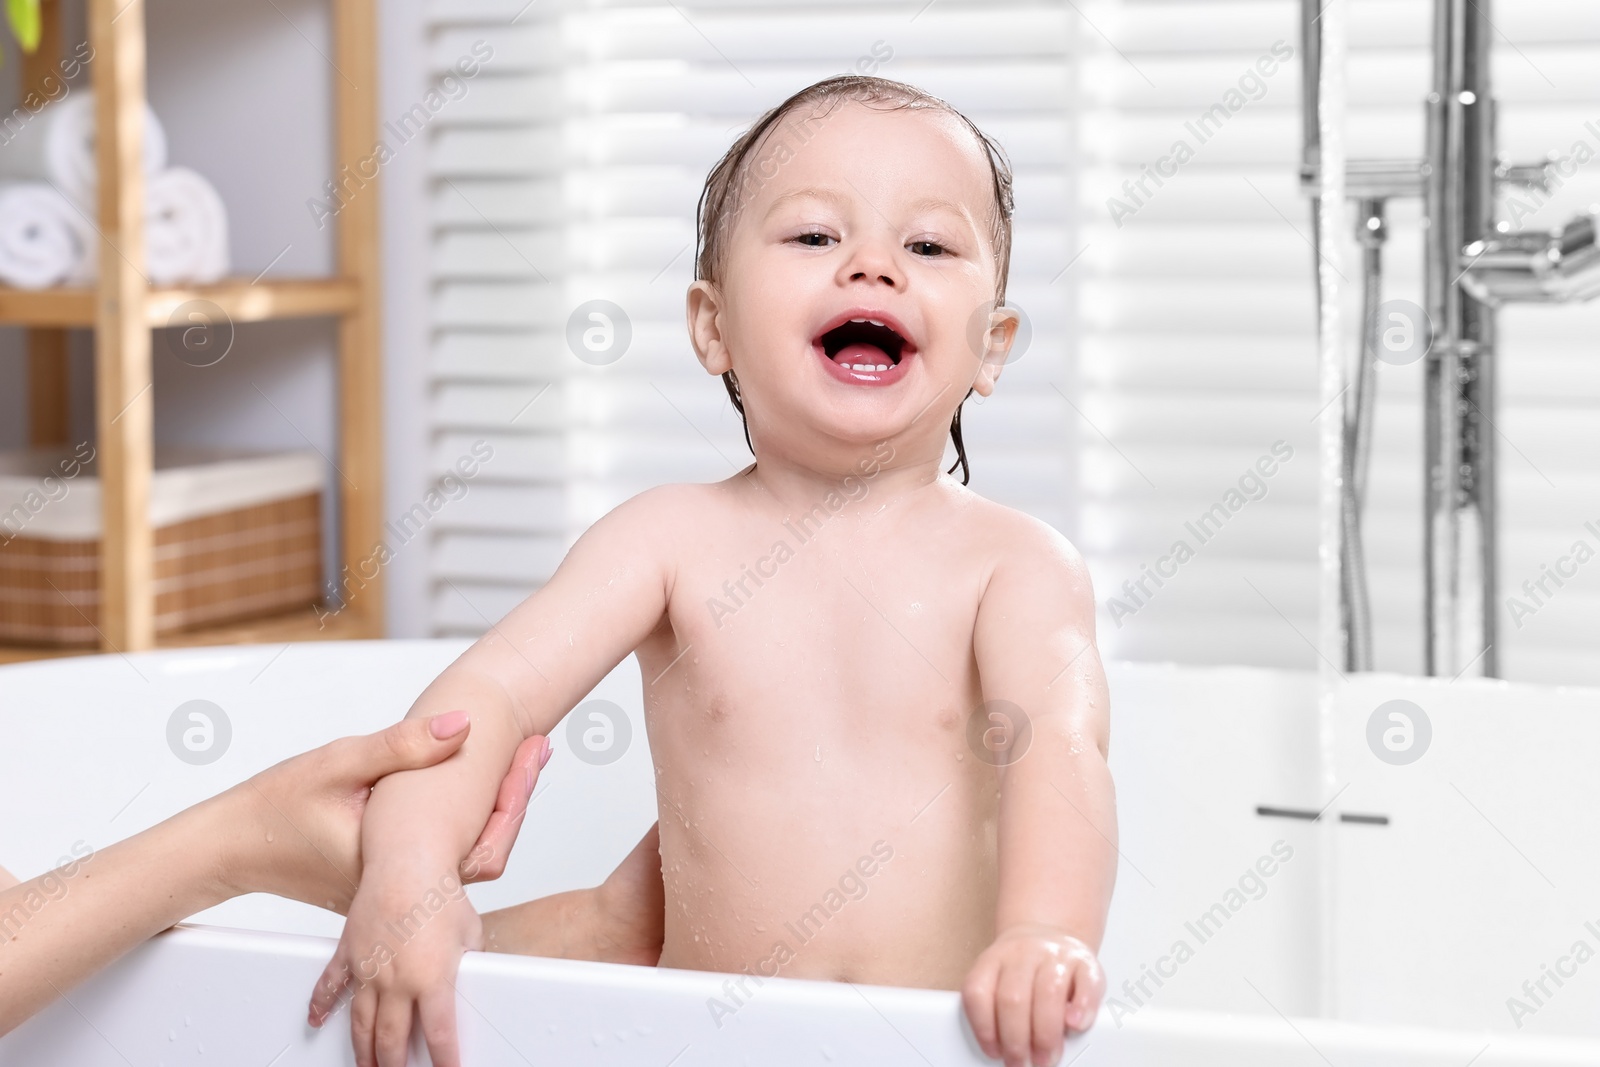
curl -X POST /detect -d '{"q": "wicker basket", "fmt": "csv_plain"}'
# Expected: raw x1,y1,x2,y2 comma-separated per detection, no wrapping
0,448,325,647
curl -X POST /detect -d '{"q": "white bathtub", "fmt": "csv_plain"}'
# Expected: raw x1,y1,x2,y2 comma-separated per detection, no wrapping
2,640,1598,1065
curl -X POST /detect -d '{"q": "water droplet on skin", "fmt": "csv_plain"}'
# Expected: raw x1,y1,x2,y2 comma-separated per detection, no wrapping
264,831,273,843
814,745,822,762
956,752,964,761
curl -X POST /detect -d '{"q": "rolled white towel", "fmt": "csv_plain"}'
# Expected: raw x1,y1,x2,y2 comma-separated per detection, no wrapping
145,166,229,285
0,92,169,209
66,166,231,286
0,181,94,289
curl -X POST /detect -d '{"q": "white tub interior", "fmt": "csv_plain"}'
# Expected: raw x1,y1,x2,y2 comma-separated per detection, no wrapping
3,640,1599,1064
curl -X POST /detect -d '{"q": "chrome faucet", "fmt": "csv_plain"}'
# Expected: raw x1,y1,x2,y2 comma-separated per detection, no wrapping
1300,0,1599,678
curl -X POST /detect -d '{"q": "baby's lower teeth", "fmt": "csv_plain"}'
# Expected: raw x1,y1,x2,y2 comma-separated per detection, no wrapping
849,363,889,372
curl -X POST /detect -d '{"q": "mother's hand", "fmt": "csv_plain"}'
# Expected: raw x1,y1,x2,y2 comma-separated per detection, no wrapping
221,711,549,914
0,711,550,1038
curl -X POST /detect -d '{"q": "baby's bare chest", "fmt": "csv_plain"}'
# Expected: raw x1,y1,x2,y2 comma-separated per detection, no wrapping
642,510,989,744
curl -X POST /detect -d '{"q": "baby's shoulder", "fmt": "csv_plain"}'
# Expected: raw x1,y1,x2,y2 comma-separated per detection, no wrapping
941,485,1093,608
600,480,738,546
947,484,1085,569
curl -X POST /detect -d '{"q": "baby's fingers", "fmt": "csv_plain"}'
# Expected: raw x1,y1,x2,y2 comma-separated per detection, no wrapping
308,954,353,1027
419,986,464,1067
996,963,1038,1067
1031,961,1069,1066
373,994,413,1067
1064,952,1106,1032
350,986,379,1067
961,959,1002,1059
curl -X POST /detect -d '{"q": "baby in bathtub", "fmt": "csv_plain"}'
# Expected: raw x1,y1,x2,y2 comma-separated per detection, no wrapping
311,74,1115,1067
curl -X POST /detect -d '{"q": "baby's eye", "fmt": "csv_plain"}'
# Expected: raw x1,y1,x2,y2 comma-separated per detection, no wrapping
791,232,835,248
908,239,947,257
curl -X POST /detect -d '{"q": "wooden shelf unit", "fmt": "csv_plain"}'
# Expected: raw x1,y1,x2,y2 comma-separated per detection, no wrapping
0,605,373,666
0,277,362,328
3,0,385,664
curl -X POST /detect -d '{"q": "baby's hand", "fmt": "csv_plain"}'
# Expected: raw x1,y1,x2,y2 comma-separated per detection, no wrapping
961,924,1105,1067
310,862,484,1067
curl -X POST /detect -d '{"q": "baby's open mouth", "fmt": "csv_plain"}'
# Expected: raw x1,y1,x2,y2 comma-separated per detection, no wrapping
817,317,907,372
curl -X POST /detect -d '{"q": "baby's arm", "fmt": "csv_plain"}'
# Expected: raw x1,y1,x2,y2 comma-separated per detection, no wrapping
962,520,1115,1067
482,823,664,967
310,488,678,1067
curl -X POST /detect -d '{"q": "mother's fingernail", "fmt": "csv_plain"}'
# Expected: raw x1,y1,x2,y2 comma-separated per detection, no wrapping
430,710,471,738
538,737,554,769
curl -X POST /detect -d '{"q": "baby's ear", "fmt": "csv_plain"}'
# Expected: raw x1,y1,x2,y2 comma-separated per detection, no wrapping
970,305,1020,397
686,281,732,375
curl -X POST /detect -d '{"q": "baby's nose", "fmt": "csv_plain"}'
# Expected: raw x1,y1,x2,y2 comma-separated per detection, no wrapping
850,267,898,286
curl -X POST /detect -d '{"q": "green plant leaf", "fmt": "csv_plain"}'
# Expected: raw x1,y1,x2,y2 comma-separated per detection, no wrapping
7,0,41,54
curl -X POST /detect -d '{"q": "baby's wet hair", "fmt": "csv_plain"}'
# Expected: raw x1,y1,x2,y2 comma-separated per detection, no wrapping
693,74,1015,485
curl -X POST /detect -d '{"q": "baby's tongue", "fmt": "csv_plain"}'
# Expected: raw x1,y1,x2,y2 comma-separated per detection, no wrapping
833,343,890,365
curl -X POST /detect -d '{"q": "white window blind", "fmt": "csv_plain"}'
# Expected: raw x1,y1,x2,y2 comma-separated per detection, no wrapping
1076,0,1322,671
422,0,1075,633
1077,0,1600,684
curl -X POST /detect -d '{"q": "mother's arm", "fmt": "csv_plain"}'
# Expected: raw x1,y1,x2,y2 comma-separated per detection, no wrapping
0,713,547,1036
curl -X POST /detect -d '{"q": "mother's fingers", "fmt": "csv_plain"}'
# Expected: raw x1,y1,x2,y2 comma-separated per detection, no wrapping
462,735,550,883
330,712,474,791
